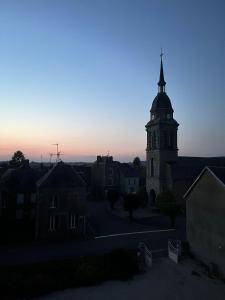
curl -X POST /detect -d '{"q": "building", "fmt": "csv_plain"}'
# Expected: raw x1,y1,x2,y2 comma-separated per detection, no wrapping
36,161,87,239
91,156,120,199
145,55,179,204
184,166,225,275
0,160,42,242
145,56,225,205
120,163,140,195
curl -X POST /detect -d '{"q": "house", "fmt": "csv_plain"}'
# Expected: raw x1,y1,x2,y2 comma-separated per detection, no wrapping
0,160,42,242
36,161,87,239
120,163,140,195
184,166,225,275
91,156,120,199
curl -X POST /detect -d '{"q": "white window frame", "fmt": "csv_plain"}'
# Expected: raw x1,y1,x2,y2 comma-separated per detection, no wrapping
49,195,57,208
70,214,77,229
48,215,56,231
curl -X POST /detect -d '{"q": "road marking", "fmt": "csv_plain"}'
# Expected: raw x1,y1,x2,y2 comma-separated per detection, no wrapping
95,229,175,239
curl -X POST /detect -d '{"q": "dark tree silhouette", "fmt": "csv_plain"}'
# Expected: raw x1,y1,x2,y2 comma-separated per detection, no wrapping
137,186,148,207
133,156,141,168
123,193,140,220
9,150,26,168
156,191,180,228
107,189,119,210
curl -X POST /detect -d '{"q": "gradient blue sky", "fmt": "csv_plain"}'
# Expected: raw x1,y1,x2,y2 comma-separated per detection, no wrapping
0,0,225,162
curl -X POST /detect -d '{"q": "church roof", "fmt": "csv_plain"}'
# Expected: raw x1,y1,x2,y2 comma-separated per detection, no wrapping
158,58,166,87
171,156,225,182
150,92,173,112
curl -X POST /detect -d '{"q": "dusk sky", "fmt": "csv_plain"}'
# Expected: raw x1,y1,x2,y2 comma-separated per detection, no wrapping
0,0,225,162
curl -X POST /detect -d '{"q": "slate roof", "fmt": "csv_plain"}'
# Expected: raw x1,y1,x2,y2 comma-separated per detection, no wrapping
37,161,86,189
0,165,40,192
171,156,225,182
150,92,173,112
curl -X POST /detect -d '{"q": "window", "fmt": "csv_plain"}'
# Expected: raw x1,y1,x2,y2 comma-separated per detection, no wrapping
167,113,171,119
31,193,36,203
151,114,155,120
152,132,157,149
17,194,24,205
108,168,113,175
16,209,23,220
151,158,154,177
108,178,113,186
48,215,58,231
49,195,58,208
70,214,77,229
133,179,136,185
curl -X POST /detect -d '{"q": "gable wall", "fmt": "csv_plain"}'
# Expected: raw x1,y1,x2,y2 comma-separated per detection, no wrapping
186,170,225,274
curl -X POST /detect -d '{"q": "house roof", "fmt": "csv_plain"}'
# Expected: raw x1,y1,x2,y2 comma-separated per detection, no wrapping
37,161,86,189
0,165,40,192
183,166,225,199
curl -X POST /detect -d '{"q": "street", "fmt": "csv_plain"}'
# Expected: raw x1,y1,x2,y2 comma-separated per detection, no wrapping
0,199,186,265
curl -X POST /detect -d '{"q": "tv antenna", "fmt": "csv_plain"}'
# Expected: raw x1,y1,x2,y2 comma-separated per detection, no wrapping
49,153,54,164
52,143,63,163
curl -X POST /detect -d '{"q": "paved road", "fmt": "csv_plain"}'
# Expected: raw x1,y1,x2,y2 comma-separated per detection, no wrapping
0,200,186,266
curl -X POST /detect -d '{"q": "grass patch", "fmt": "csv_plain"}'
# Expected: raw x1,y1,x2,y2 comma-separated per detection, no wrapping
0,249,139,299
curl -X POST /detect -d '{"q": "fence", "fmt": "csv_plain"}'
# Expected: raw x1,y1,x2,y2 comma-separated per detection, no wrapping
168,239,181,263
137,242,152,270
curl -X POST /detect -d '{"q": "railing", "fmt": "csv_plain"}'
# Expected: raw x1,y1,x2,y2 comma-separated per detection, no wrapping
137,242,152,270
168,239,181,263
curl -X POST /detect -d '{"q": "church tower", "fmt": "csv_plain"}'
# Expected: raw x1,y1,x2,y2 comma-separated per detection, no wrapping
145,54,179,204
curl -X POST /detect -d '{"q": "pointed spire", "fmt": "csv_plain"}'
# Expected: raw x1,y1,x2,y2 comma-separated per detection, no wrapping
158,51,166,92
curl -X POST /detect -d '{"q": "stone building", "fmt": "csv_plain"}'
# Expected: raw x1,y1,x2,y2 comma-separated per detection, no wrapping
146,56,179,204
184,166,225,275
36,161,87,239
145,56,225,205
91,156,120,199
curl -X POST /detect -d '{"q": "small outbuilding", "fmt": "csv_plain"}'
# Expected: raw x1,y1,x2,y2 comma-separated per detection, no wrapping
184,166,225,275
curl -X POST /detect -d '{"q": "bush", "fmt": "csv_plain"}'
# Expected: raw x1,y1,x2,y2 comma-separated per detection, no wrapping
0,249,139,299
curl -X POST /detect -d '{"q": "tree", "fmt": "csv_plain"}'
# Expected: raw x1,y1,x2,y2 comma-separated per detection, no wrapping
9,150,26,168
156,191,180,228
107,189,119,210
133,156,141,168
123,193,140,220
137,186,148,208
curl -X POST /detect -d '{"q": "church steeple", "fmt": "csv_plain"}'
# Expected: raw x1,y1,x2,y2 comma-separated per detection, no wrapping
158,53,166,93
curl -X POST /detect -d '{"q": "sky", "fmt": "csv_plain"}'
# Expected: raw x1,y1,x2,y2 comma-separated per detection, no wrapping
0,0,225,162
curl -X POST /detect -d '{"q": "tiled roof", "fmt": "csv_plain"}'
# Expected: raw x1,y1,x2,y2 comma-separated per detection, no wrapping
37,161,86,189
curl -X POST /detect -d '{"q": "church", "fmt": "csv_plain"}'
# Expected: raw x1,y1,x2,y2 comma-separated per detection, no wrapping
145,55,225,205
